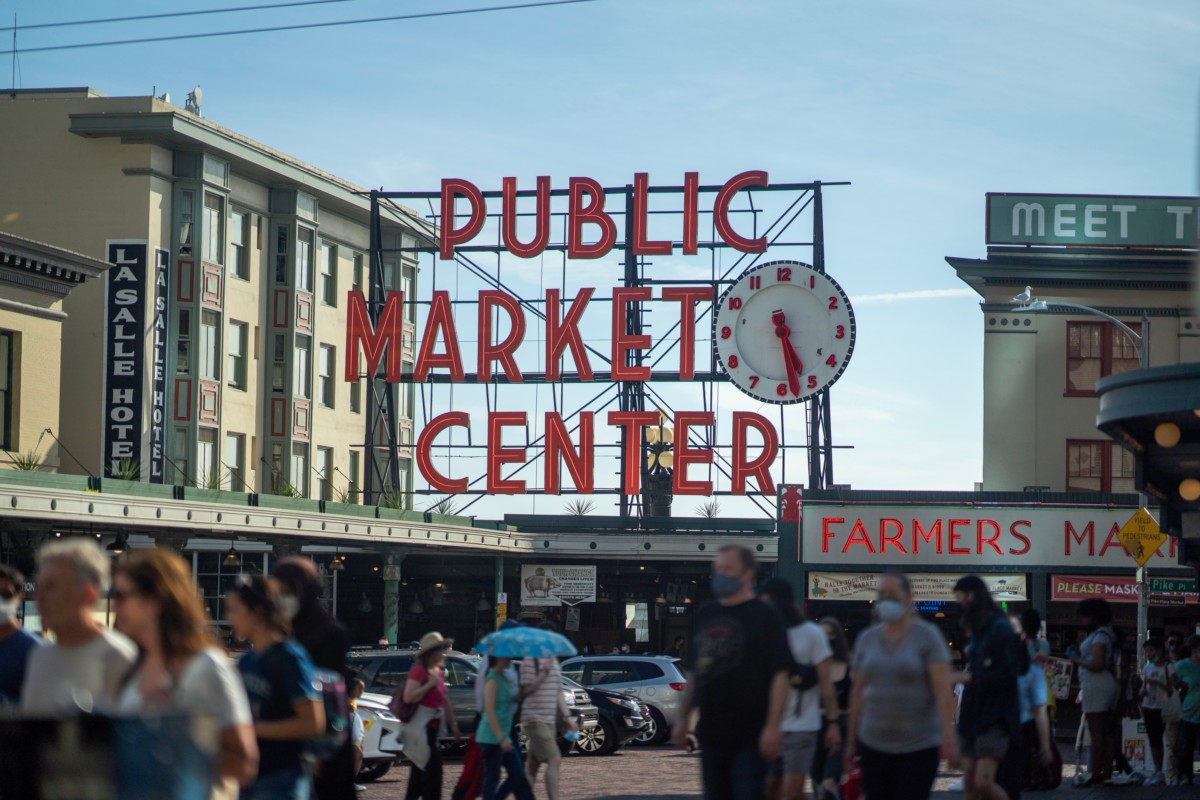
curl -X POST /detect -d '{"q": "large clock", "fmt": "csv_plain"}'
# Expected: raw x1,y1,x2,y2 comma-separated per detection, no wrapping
713,260,856,404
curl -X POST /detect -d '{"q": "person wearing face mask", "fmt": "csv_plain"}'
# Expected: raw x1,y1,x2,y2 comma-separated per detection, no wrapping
0,564,42,707
844,571,958,800
272,557,354,800
670,545,792,800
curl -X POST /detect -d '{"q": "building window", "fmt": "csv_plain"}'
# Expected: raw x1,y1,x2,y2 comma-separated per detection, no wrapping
317,446,333,502
0,331,13,451
272,334,286,392
398,375,412,420
291,443,309,497
294,335,312,399
402,267,416,322
1066,321,1142,395
197,427,218,487
270,441,283,493
202,194,224,265
348,450,361,503
1066,440,1136,494
274,225,289,284
296,227,314,292
173,428,190,487
176,309,192,374
225,432,245,492
228,320,248,389
178,190,195,256
349,380,361,414
230,210,249,280
320,243,337,306
200,311,220,380
318,344,336,408
352,252,364,293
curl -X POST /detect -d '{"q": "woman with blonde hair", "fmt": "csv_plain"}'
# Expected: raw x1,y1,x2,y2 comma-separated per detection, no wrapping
112,548,258,790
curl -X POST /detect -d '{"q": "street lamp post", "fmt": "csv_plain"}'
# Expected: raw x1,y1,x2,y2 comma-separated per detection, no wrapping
1015,296,1151,667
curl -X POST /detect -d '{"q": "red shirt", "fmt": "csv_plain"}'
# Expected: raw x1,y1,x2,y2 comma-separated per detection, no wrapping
408,662,447,709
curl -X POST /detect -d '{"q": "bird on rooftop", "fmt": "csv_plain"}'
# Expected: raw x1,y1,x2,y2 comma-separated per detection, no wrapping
1012,286,1032,305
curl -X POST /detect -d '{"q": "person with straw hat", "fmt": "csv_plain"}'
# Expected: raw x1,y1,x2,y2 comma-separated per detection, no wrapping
399,631,462,800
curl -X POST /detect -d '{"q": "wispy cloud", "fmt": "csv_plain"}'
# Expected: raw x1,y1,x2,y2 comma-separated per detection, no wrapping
853,288,977,305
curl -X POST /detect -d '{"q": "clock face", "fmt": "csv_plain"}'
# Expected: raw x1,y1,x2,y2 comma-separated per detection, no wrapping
713,260,856,404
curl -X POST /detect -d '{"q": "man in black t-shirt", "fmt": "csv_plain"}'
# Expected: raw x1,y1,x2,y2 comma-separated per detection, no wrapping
672,545,791,800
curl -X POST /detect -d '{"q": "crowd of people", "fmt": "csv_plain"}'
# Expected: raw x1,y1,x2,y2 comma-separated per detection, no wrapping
0,539,361,800
674,544,1200,800
2,536,1199,800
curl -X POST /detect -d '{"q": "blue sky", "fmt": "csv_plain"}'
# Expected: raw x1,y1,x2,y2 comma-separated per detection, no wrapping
7,0,1199,517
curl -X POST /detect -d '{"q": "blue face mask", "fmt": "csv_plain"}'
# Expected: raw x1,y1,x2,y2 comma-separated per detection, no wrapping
874,598,905,623
710,573,742,599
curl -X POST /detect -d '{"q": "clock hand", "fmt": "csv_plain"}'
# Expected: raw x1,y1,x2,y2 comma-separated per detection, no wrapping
772,311,804,397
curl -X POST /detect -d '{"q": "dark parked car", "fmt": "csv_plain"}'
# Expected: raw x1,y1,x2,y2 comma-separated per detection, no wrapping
566,676,648,756
347,648,599,754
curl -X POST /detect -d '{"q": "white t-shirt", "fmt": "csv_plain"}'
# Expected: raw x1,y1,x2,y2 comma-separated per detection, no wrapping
1141,660,1173,710
21,628,137,716
116,647,252,728
781,621,832,733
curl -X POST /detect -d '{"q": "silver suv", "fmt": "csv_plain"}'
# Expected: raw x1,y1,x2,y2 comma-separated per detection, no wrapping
560,655,687,745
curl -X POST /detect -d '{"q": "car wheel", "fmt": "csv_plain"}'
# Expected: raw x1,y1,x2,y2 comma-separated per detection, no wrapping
357,761,392,782
633,706,669,746
576,717,615,756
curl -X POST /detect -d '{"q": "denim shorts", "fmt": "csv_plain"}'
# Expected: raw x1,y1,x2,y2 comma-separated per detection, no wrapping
959,724,1009,761
240,766,311,800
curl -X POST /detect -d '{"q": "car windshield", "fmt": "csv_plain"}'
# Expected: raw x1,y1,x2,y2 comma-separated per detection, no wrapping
561,675,586,690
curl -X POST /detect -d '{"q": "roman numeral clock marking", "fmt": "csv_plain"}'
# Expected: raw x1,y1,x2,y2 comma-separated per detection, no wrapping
713,260,856,404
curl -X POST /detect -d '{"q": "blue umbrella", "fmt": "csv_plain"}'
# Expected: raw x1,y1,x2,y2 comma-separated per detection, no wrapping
474,627,578,659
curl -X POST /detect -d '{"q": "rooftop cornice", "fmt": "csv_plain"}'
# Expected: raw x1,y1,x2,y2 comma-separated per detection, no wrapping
0,231,111,297
68,109,428,233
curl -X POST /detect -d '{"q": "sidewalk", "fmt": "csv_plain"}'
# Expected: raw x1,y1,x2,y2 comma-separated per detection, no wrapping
929,765,1192,800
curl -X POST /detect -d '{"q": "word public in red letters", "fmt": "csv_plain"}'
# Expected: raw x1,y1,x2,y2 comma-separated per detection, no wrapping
439,171,770,260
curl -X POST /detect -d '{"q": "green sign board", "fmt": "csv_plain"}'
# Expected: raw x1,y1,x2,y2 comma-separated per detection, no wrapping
987,193,1200,248
1149,576,1197,594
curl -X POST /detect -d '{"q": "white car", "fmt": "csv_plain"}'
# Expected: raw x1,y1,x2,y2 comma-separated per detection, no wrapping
356,691,402,782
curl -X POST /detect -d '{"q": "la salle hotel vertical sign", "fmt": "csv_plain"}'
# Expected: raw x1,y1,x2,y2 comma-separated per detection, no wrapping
103,241,169,480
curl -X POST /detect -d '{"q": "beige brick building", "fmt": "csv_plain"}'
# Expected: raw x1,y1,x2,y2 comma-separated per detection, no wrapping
0,232,110,470
0,88,424,500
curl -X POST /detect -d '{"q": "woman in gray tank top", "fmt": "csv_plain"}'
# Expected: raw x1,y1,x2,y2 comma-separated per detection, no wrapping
845,572,959,800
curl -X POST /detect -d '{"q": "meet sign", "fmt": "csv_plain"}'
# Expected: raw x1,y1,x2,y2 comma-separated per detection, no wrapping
987,193,1200,248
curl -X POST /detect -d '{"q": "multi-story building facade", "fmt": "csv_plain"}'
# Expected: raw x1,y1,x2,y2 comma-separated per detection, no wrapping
0,88,421,503
947,192,1199,493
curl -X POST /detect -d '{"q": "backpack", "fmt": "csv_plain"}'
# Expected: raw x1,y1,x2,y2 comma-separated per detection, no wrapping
309,668,350,759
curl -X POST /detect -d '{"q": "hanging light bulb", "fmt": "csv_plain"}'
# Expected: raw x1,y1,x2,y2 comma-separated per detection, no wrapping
223,541,240,567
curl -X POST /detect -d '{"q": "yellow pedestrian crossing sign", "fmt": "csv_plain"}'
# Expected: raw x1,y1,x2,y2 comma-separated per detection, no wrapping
1117,508,1166,567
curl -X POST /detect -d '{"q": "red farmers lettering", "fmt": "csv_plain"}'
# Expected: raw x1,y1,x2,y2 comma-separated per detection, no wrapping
977,520,1003,555
948,519,970,555
843,519,875,554
880,519,906,554
1009,521,1031,555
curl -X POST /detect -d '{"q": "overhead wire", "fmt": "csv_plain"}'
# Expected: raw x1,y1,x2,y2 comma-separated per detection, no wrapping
0,0,365,32
0,0,598,56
